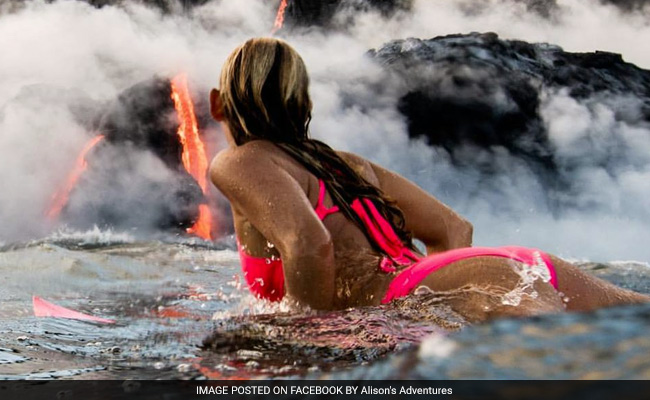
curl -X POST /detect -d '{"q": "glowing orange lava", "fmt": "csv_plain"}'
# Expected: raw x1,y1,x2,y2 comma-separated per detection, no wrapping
170,73,213,240
47,135,105,220
272,0,288,34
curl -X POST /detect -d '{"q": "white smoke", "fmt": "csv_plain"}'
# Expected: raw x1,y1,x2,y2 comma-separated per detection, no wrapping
297,0,650,262
0,0,649,261
0,0,270,240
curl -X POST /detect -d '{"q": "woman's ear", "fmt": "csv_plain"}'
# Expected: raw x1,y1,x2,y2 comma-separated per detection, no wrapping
210,88,225,121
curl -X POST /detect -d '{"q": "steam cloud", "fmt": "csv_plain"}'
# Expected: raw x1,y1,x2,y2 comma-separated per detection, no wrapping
0,0,649,261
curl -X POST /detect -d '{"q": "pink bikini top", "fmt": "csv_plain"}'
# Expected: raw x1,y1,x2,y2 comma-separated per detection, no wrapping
237,179,419,301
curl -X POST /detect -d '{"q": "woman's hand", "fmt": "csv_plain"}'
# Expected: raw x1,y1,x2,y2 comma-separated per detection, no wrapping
366,157,473,253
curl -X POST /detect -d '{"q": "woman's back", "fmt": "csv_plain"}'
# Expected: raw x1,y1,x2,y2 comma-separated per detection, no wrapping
214,139,395,307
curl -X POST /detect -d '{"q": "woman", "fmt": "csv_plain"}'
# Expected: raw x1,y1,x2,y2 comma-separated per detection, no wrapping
209,38,648,322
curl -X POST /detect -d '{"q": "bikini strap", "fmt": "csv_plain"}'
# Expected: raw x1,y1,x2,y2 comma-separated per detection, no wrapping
314,179,340,220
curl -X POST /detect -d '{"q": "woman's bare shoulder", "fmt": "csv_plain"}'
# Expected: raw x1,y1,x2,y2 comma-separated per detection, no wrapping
335,150,379,184
335,150,366,164
209,147,240,188
212,142,279,174
210,142,282,190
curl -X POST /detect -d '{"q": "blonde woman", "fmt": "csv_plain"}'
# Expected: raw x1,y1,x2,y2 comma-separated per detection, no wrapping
209,37,648,322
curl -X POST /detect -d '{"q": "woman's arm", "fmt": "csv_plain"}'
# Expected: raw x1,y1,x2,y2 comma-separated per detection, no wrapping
210,146,336,310
360,157,473,254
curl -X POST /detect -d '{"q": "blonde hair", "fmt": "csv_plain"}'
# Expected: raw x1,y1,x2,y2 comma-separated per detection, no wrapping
219,37,312,144
218,37,416,255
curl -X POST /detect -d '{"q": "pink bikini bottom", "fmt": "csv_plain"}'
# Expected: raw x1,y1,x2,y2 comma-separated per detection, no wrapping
381,246,558,304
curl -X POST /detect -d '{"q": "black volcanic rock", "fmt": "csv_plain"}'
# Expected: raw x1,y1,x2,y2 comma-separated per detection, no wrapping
99,77,184,170
369,33,650,182
58,0,210,12
600,0,650,12
282,0,411,30
278,0,563,29
281,0,649,27
63,77,206,233
7,0,648,20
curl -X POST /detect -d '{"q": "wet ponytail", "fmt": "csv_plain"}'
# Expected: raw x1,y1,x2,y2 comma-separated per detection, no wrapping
276,139,415,253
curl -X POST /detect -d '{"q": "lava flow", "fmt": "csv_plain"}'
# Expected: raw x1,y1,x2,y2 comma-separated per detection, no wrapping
170,73,214,240
272,0,288,34
46,135,105,220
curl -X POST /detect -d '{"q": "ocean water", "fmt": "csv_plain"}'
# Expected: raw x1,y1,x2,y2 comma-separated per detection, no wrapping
2,0,650,381
0,229,648,380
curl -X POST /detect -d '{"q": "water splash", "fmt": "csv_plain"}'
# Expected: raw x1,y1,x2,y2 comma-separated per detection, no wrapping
501,252,552,307
46,226,136,247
